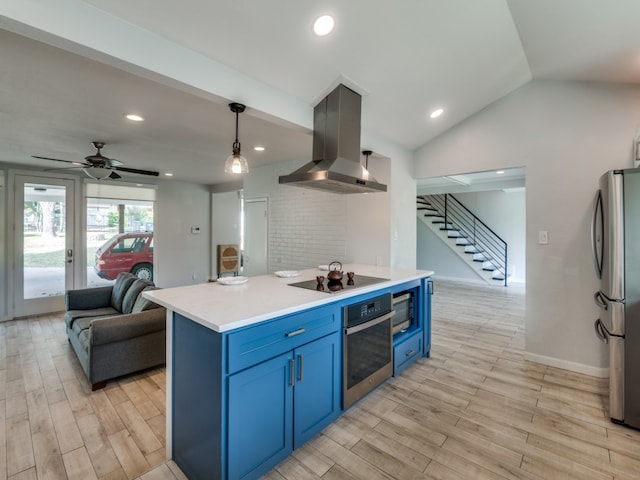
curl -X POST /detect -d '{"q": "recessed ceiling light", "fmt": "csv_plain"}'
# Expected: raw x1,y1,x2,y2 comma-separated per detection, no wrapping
254,146,265,152
429,108,444,119
164,172,173,177
126,114,144,122
496,170,505,175
313,15,335,36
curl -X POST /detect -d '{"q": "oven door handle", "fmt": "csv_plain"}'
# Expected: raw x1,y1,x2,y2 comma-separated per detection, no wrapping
345,311,395,336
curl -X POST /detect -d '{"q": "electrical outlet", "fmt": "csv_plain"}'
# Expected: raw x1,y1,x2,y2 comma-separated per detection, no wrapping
538,230,549,245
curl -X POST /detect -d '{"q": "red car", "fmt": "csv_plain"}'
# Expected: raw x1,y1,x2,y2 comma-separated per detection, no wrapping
94,232,154,281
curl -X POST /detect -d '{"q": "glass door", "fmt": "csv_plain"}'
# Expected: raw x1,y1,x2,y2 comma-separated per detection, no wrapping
14,175,75,317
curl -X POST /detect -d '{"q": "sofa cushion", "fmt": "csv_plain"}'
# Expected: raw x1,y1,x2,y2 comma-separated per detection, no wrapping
110,273,137,312
65,307,119,329
121,278,154,314
131,286,162,313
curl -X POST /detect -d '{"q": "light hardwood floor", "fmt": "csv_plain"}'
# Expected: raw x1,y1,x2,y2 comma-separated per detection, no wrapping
2,280,639,479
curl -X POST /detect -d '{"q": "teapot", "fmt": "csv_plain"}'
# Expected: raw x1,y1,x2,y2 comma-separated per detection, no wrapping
327,261,344,282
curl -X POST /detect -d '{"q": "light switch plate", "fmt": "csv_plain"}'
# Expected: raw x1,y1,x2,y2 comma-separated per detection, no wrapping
538,230,549,244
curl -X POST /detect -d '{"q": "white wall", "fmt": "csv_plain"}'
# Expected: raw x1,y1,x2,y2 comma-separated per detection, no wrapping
415,80,640,375
155,180,211,287
345,155,391,266
211,190,241,277
362,130,416,268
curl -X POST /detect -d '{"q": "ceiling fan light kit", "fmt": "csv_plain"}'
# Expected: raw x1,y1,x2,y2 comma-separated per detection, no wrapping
83,166,112,180
224,102,249,174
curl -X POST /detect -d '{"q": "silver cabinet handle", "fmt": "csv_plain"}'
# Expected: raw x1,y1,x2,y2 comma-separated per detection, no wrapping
285,328,306,337
289,358,295,386
405,349,416,357
297,354,304,382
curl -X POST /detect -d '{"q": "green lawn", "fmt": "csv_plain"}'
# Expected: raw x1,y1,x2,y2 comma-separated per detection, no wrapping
23,247,98,267
23,233,100,267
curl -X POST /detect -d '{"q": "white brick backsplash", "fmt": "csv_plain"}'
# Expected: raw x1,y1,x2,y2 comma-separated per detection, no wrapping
269,184,346,270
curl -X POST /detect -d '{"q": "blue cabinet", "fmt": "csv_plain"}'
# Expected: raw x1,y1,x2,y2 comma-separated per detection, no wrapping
393,330,423,375
227,332,340,480
227,352,293,480
293,332,340,447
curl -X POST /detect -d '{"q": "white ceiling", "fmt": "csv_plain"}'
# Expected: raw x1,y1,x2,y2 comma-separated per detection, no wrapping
1,0,640,185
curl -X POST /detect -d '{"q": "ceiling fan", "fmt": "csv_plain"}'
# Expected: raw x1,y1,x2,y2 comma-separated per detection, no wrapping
32,141,159,180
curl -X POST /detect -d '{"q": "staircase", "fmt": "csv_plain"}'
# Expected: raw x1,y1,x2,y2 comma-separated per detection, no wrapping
417,194,508,286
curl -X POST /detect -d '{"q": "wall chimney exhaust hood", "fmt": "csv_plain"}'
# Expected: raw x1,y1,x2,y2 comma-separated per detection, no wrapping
279,84,387,194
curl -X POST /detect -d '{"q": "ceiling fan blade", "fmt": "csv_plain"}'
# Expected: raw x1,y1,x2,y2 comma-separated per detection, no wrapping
114,166,159,176
109,171,122,179
32,155,86,166
43,166,83,172
106,158,124,167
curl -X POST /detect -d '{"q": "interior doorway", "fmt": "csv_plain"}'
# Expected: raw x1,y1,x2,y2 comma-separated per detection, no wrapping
243,198,268,276
416,167,526,285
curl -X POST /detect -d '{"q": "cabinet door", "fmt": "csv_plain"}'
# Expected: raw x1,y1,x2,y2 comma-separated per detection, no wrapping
293,332,341,448
228,352,293,480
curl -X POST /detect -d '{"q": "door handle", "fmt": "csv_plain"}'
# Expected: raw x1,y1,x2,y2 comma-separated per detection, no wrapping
591,191,603,278
297,354,304,382
288,358,295,386
594,319,609,344
593,291,608,310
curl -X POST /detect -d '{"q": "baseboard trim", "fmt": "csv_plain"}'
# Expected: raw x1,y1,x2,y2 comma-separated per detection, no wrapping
524,351,609,378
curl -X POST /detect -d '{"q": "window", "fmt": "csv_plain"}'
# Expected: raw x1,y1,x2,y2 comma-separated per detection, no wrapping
85,182,156,286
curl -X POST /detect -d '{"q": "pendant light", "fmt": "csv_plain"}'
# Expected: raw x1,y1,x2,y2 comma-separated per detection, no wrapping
224,102,249,174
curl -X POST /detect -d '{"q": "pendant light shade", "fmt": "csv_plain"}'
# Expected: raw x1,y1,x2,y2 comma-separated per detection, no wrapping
224,102,249,174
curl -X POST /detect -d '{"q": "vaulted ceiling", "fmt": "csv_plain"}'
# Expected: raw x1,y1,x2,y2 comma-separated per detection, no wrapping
1,1,639,185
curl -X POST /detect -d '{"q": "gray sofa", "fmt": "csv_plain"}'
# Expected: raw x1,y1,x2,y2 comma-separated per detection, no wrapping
65,272,166,390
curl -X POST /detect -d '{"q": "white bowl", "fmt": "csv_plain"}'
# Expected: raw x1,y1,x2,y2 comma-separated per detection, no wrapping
217,276,249,286
274,270,300,278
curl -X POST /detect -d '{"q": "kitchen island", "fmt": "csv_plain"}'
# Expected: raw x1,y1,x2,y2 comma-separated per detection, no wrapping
144,264,433,480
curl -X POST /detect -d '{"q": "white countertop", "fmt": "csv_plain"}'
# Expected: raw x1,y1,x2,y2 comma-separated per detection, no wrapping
143,264,433,333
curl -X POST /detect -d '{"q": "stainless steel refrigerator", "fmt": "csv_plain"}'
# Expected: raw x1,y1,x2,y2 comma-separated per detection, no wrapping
593,169,640,429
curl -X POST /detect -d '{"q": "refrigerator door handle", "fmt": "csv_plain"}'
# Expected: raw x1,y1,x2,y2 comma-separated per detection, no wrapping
594,318,609,344
591,190,604,279
594,291,608,310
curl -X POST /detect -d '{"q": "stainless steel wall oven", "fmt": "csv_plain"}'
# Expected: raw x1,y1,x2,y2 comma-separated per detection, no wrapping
343,293,394,409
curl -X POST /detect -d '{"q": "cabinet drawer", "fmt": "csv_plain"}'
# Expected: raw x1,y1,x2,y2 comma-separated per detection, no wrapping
393,332,422,376
227,306,338,373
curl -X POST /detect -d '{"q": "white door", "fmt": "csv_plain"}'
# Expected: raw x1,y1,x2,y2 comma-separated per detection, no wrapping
243,198,268,276
13,175,75,317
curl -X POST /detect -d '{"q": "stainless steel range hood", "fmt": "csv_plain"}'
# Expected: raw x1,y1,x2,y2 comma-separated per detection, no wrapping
279,84,387,194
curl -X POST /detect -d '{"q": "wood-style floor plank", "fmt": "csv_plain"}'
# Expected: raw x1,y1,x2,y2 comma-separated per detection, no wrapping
2,279,639,479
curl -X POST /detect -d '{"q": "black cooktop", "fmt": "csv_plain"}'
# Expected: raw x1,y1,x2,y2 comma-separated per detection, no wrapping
288,274,389,294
